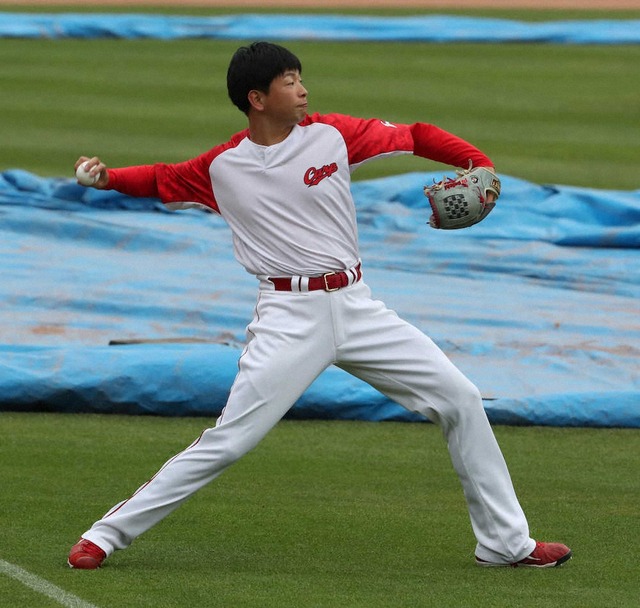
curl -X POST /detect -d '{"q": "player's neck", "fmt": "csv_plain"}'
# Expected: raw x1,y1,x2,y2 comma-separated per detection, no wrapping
248,117,295,147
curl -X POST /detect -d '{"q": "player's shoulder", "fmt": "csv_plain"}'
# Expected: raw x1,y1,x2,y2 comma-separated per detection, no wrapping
300,112,356,129
298,113,373,144
299,112,403,136
220,128,251,152
200,128,250,162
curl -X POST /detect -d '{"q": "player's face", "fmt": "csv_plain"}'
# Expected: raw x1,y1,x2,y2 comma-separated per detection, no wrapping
262,70,308,126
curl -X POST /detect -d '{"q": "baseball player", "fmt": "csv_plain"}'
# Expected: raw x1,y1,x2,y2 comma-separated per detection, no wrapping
68,42,571,570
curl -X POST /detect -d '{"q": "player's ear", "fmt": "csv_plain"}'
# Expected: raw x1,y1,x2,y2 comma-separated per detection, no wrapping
248,90,264,112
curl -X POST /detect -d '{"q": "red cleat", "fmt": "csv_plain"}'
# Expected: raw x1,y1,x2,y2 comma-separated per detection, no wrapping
476,541,572,568
68,538,106,570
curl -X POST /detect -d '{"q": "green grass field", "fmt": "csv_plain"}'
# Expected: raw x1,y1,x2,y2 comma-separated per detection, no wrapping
1,6,640,607
0,15,639,188
1,413,639,607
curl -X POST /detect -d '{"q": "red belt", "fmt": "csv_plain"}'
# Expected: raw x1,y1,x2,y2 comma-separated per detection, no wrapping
269,263,362,292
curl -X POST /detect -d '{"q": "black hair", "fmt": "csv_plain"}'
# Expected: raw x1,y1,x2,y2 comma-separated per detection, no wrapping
227,41,302,115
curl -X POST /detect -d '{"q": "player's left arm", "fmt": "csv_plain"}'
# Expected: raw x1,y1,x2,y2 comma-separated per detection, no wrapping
314,114,493,170
307,113,497,203
408,123,498,202
408,122,494,170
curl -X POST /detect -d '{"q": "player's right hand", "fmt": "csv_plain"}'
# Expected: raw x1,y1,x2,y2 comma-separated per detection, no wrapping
75,156,109,189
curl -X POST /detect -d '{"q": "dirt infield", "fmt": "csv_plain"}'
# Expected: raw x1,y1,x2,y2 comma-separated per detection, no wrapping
1,0,634,10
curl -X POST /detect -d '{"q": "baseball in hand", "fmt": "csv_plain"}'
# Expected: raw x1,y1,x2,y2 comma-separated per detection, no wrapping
76,162,99,186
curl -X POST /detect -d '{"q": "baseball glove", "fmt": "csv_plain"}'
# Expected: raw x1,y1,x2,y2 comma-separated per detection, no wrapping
424,165,501,230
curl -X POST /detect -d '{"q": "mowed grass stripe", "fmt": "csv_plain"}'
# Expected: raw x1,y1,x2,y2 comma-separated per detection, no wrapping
0,39,638,188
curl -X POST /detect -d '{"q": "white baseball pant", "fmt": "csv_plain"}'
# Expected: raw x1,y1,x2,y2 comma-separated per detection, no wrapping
82,280,535,564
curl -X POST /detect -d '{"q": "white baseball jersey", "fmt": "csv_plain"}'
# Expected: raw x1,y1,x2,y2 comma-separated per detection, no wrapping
106,113,492,277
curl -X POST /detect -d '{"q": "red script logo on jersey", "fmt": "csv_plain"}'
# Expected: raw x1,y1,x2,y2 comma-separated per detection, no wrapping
304,163,338,187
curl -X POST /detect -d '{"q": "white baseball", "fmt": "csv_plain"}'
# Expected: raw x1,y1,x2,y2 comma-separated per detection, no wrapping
76,161,99,186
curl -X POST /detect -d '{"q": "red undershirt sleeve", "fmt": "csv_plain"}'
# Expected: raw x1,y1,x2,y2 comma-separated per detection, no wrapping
104,152,220,212
106,165,159,198
409,123,493,169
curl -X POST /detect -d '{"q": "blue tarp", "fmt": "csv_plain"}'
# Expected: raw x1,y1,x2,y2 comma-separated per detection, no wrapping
1,13,639,45
1,170,638,427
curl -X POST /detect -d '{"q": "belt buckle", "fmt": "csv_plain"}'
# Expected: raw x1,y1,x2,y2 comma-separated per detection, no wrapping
323,271,340,292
